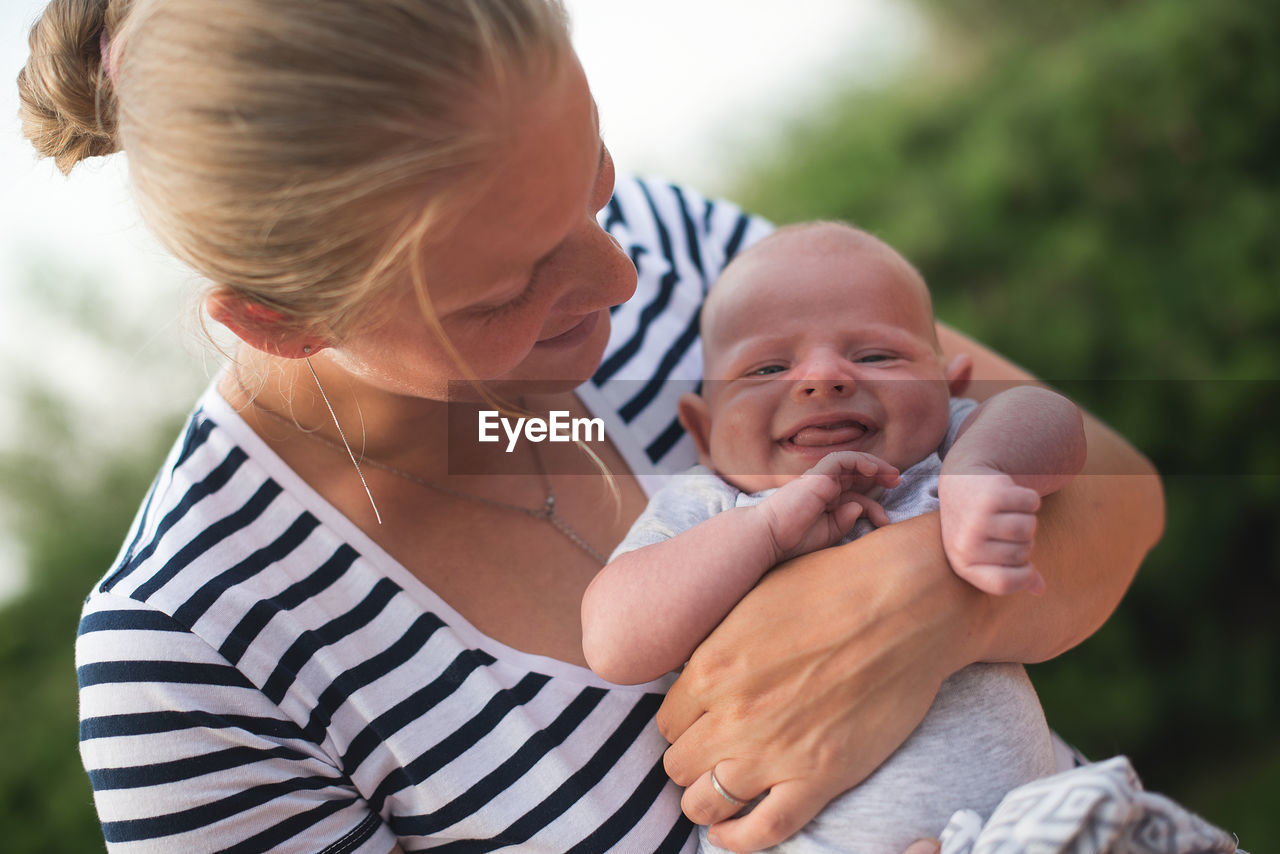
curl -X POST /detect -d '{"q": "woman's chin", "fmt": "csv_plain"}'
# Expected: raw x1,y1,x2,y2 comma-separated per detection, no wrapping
531,313,612,390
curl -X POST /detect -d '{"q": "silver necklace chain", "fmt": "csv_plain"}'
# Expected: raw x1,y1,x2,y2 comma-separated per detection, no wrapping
250,396,607,565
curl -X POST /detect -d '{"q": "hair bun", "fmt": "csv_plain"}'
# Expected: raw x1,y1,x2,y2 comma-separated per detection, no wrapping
18,0,121,175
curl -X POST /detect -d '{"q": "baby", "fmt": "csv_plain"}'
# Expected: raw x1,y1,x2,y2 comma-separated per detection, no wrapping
582,222,1087,853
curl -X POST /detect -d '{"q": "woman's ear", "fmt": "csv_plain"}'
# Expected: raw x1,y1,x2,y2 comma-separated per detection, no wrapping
677,392,715,467
205,290,325,359
944,353,973,397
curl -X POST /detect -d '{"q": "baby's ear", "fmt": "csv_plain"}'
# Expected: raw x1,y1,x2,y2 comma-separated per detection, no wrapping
677,392,715,466
944,353,973,397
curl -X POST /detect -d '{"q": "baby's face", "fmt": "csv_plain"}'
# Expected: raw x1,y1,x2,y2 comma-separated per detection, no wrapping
684,229,956,493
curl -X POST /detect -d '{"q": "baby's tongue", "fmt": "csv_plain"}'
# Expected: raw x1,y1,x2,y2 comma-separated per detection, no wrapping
791,422,866,447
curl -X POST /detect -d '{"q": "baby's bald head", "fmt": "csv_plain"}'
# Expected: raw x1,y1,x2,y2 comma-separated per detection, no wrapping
701,222,939,379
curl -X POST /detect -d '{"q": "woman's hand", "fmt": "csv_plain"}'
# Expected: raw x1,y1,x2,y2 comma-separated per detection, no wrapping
657,513,984,852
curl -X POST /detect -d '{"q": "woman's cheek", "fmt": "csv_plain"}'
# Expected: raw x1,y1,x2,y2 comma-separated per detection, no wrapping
432,322,521,378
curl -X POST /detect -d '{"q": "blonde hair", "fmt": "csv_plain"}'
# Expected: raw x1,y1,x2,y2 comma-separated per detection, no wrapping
18,0,571,338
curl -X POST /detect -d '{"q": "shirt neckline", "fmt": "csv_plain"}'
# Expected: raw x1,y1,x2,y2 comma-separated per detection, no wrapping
199,379,673,692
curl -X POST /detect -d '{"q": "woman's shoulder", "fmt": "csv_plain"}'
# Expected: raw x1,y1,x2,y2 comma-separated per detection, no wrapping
596,175,772,388
604,174,772,289
82,385,363,645
586,176,772,478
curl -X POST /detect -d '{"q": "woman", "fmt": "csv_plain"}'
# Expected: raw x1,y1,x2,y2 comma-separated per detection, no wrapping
21,1,1162,852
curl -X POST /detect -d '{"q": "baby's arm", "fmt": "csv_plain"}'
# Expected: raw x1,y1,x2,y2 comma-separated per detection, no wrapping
939,386,1087,595
582,452,897,685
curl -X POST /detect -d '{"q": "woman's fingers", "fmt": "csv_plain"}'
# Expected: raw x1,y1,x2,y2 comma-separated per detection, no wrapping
680,760,761,827
655,671,709,750
660,705,721,787
705,779,832,853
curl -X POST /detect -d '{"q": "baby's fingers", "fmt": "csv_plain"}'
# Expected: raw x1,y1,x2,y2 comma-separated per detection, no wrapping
831,499,866,533
966,538,1033,569
821,451,899,484
957,563,1045,596
946,511,1036,568
851,454,900,487
984,511,1037,544
842,493,890,528
992,482,1041,514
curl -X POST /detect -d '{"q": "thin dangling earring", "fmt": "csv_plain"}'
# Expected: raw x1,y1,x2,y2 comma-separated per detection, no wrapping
303,346,383,525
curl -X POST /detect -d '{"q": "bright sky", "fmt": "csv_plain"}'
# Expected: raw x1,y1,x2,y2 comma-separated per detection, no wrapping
0,0,923,600
0,0,923,290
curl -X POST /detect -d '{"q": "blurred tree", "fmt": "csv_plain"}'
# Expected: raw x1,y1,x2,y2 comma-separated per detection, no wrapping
0,383,185,853
0,258,201,851
734,0,1279,841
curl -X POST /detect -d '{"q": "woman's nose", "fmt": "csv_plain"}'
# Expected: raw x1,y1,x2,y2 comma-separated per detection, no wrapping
553,219,637,313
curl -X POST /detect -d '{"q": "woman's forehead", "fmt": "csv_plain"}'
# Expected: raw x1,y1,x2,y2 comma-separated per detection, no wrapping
419,55,599,310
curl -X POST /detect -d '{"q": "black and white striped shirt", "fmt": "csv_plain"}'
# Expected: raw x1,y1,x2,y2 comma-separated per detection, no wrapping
76,175,771,853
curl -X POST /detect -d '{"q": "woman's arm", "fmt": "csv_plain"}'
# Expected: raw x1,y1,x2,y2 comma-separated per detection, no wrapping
654,323,1164,853
936,322,1165,658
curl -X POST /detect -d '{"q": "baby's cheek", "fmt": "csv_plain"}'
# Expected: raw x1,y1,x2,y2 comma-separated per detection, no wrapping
710,420,754,472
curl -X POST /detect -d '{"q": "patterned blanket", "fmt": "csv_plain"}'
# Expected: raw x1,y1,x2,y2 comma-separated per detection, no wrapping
938,756,1246,854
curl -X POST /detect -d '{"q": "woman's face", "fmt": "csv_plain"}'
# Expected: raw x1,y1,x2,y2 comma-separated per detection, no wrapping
329,52,636,401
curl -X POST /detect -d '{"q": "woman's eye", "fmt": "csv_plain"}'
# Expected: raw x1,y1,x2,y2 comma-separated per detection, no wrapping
749,365,787,376
471,276,538,319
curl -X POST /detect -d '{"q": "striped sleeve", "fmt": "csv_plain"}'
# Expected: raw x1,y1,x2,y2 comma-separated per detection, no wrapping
77,593,397,854
593,176,773,475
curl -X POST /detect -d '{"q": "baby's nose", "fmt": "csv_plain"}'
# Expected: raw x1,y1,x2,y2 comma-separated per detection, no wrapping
793,378,853,398
792,355,856,399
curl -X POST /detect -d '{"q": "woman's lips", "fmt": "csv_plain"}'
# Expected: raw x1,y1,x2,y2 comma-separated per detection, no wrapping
535,311,599,348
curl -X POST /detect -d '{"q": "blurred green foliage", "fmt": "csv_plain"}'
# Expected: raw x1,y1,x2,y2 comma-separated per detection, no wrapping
0,256,201,849
735,0,1279,842
2,0,1276,848
0,385,186,852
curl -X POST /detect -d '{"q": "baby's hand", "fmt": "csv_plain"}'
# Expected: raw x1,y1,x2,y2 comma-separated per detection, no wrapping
761,451,900,563
938,469,1046,595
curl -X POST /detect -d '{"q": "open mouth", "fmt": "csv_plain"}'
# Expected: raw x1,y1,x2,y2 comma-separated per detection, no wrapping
783,417,873,449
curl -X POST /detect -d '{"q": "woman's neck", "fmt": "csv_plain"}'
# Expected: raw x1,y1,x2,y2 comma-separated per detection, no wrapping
219,347,584,480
